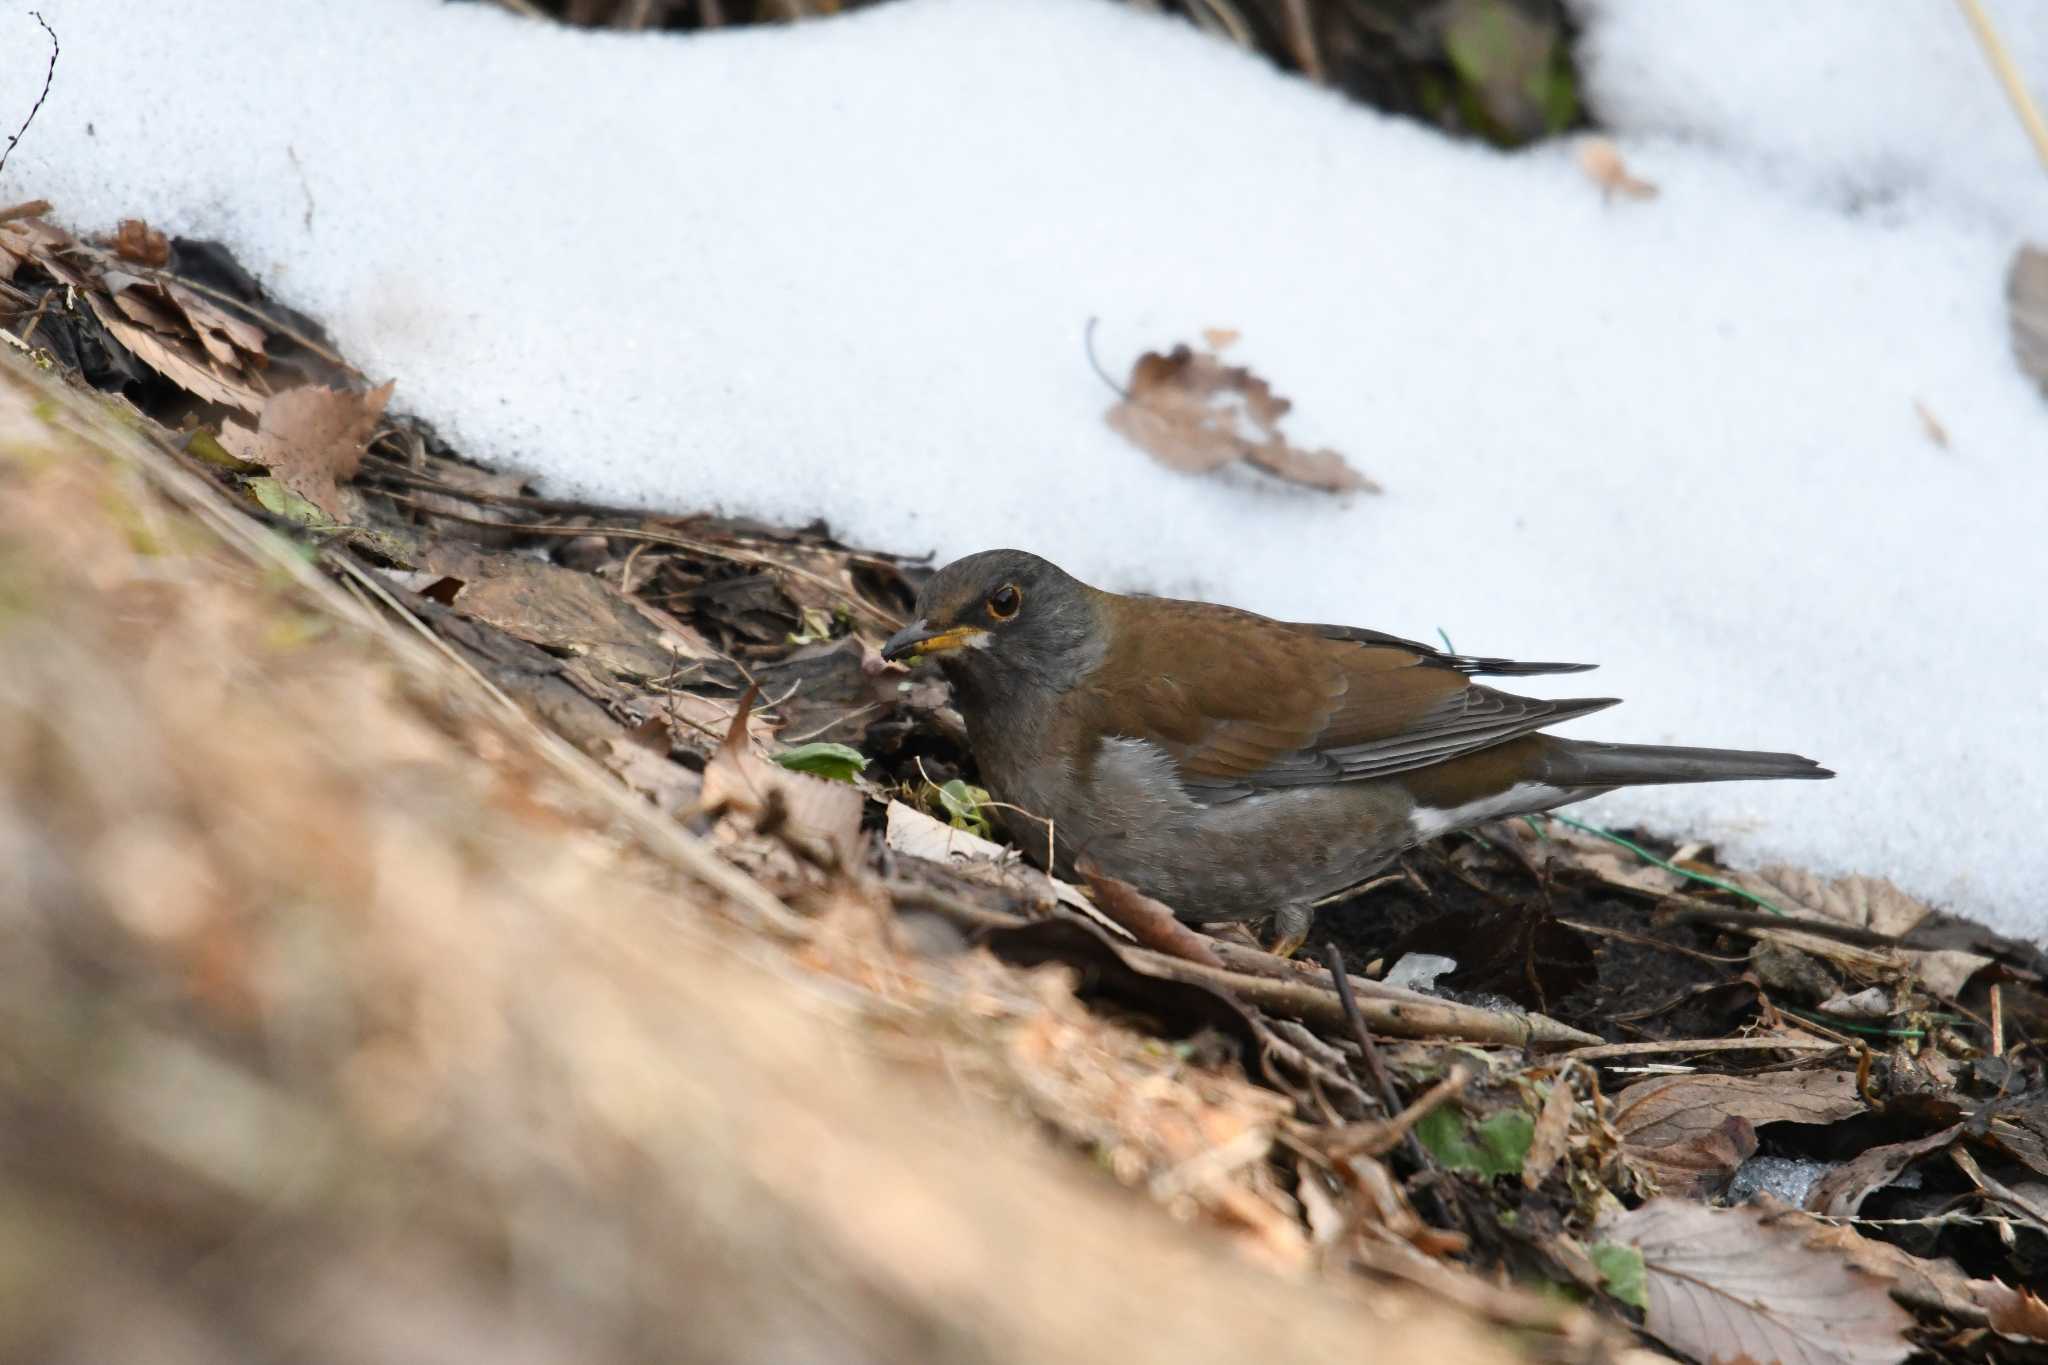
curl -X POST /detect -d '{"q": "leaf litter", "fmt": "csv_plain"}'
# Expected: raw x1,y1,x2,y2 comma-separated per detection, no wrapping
6,197,2048,1364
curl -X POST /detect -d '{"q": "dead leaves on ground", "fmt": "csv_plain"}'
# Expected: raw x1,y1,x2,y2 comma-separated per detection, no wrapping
1611,1070,1865,1197
1600,1198,1915,1365
2,203,393,520
1105,335,1379,494
222,382,393,518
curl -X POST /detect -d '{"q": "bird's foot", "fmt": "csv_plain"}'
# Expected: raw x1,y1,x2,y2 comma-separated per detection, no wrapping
1266,903,1313,959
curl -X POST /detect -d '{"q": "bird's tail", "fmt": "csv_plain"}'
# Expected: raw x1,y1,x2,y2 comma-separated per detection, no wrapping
1544,737,1833,787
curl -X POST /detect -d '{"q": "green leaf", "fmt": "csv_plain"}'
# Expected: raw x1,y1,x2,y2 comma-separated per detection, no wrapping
785,606,835,646
1588,1241,1647,1310
771,741,867,783
186,429,260,472
1414,1106,1533,1178
936,778,992,838
246,476,334,529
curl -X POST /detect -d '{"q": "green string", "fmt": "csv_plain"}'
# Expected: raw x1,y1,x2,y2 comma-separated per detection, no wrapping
1781,1005,1927,1040
1527,812,1790,918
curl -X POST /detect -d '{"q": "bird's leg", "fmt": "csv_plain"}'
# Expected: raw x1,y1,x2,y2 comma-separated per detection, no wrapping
1267,902,1313,959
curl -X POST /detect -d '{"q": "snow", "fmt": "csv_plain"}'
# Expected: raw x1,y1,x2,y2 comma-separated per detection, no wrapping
8,0,2046,938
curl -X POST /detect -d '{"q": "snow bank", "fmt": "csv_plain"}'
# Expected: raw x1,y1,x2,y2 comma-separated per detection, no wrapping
9,0,2045,934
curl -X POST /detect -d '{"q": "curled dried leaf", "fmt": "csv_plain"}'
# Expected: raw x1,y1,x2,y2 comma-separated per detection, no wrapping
1105,341,1378,494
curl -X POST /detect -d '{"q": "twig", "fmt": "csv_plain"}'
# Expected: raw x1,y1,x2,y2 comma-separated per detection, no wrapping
1957,0,2048,172
891,881,1596,1047
1990,983,2004,1057
1565,1035,1843,1062
1662,903,1899,949
1080,316,1128,399
0,12,56,178
1322,941,1463,1234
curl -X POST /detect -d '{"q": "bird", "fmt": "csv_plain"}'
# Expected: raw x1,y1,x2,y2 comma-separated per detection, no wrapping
881,549,1832,957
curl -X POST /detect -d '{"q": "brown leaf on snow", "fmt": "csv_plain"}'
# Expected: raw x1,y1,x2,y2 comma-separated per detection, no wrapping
2009,243,2048,393
1576,137,1659,201
1612,1070,1865,1197
220,382,393,517
1105,342,1378,494
1601,1198,1914,1365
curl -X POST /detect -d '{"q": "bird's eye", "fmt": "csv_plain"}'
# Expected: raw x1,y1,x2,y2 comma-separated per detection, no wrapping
987,584,1022,620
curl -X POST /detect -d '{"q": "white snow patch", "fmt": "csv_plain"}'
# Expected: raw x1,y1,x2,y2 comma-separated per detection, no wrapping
7,0,2045,936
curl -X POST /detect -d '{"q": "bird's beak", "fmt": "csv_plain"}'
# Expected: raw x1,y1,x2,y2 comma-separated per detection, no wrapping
881,619,988,661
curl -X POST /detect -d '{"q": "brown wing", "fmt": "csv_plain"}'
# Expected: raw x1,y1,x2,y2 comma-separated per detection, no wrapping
1080,596,1616,804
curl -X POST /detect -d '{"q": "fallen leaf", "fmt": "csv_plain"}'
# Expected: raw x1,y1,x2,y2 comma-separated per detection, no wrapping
771,741,867,783
1105,342,1378,494
220,382,393,517
1576,137,1658,200
163,281,269,367
1730,866,1991,999
1774,1202,2008,1327
1586,1241,1646,1310
87,291,267,413
700,686,862,868
1806,1123,1962,1217
1415,1106,1533,1178
2009,243,2048,392
112,218,169,266
1980,1282,2048,1341
1201,326,1240,351
1601,1198,1914,1365
1614,1071,1864,1197
1522,1073,1579,1189
1074,858,1225,969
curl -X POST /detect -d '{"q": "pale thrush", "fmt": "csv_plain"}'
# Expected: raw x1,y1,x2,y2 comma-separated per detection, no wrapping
882,550,1831,954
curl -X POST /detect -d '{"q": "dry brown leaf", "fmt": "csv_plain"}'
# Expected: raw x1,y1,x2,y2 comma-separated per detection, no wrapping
1522,1071,1580,1190
1980,1282,2048,1340
112,218,170,267
1201,326,1240,351
417,544,719,684
1074,858,1225,969
700,686,862,868
1770,1202,2005,1327
1806,1123,1962,1217
163,281,269,367
1576,137,1659,200
88,292,268,413
220,382,393,517
1602,1198,1914,1365
1612,1071,1865,1197
1731,866,1991,999
1105,342,1378,494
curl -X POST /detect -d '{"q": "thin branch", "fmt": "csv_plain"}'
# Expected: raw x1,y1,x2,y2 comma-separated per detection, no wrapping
0,11,57,178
